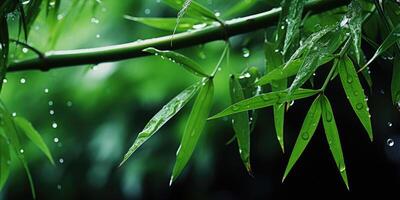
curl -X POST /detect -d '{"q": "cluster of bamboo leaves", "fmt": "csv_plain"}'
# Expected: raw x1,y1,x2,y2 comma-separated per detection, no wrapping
0,0,400,197
120,0,400,189
0,0,94,198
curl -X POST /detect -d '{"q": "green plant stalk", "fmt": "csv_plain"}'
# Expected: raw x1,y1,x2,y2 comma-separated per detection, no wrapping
8,0,349,73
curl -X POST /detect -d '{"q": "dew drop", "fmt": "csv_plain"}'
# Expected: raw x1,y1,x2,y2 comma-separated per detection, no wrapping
356,103,363,110
20,149,24,154
12,112,16,117
232,105,240,111
301,132,309,140
44,88,49,93
59,158,64,164
20,78,26,84
52,122,58,129
90,17,100,24
387,138,394,147
66,101,73,107
242,48,250,58
96,34,101,39
57,184,62,190
22,48,29,53
49,100,54,106
49,110,55,115
144,8,151,15
54,137,59,143
387,122,393,127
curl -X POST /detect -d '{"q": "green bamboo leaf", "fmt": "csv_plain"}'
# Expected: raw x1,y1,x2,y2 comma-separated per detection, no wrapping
120,82,201,166
238,67,261,132
288,28,348,94
265,41,286,152
256,55,334,86
163,0,219,22
321,95,349,190
364,24,400,68
392,54,400,105
143,47,210,77
282,0,304,55
338,55,373,141
170,79,214,185
0,17,9,84
348,0,363,65
0,101,36,198
229,75,251,173
0,129,10,190
208,89,319,120
25,0,44,33
124,16,204,32
13,117,55,165
46,0,61,28
283,95,322,181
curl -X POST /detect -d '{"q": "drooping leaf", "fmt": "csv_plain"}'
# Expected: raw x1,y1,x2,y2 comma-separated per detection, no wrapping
256,55,334,86
163,0,219,22
364,24,400,68
0,101,36,198
120,82,201,166
281,0,304,55
143,47,210,77
265,41,286,152
288,27,348,94
0,16,9,87
208,89,320,120
338,55,373,141
0,129,10,190
392,54,400,105
229,75,251,173
13,117,55,165
283,95,322,181
170,79,214,184
320,95,349,190
237,67,261,132
124,16,204,32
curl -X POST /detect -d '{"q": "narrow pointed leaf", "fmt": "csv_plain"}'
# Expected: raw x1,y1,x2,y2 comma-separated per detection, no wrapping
282,0,304,55
338,55,373,140
229,75,251,173
392,54,400,105
238,67,261,132
365,24,400,67
143,47,210,77
0,17,9,90
171,79,214,184
14,117,55,165
321,95,349,190
256,55,334,86
0,101,36,198
124,16,203,32
208,89,319,120
265,41,286,152
0,129,10,190
283,95,322,181
120,82,201,166
223,0,257,18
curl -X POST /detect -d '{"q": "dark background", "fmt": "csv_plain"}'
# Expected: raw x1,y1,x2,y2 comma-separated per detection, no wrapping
1,0,399,199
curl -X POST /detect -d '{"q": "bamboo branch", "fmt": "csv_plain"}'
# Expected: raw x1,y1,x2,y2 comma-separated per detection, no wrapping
8,0,349,72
